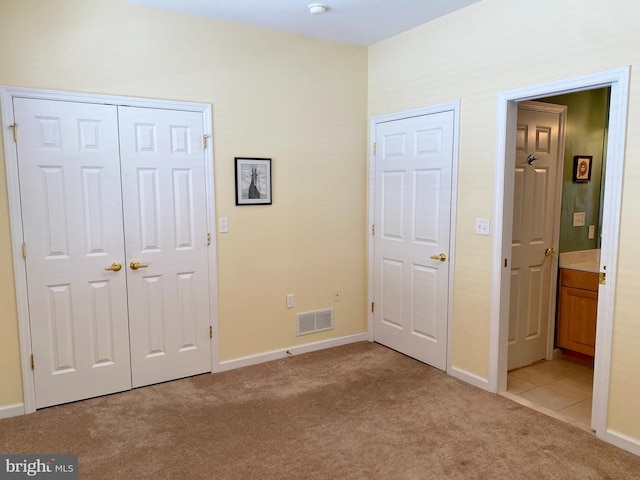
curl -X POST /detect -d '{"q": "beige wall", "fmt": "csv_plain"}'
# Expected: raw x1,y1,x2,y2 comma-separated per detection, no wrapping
369,0,640,441
0,0,368,405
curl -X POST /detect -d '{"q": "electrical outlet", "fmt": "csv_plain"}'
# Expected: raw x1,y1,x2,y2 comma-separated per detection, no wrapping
286,294,294,309
333,289,342,302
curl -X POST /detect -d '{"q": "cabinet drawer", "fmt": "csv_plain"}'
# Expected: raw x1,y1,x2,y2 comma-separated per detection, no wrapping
560,269,599,291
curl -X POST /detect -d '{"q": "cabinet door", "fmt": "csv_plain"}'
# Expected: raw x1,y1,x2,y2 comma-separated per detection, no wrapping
557,286,597,356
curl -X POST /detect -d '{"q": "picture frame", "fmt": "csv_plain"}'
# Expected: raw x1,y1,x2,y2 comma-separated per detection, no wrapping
235,157,272,205
573,155,592,183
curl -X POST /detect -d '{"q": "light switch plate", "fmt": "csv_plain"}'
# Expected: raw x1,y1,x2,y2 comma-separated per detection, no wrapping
286,294,294,309
219,217,229,233
588,225,596,239
476,218,490,236
573,212,586,227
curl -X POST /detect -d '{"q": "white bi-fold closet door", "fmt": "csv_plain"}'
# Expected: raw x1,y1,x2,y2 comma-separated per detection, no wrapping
14,97,211,408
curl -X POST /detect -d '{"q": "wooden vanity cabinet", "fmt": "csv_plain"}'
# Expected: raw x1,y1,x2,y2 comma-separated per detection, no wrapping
557,269,599,357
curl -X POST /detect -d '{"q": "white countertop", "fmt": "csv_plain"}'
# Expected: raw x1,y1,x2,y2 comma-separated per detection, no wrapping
559,249,600,273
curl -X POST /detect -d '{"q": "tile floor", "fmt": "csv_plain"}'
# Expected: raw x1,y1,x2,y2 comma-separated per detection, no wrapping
507,357,594,429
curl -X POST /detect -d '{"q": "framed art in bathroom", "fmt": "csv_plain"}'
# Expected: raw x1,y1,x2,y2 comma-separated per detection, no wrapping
235,157,272,205
573,155,592,183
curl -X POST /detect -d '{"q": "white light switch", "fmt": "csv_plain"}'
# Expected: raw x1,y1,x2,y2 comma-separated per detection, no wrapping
588,225,596,239
219,217,229,233
573,212,586,227
476,218,490,236
286,294,294,309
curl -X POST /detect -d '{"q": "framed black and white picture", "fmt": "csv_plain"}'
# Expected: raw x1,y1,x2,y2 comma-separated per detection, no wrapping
235,157,272,205
573,155,592,183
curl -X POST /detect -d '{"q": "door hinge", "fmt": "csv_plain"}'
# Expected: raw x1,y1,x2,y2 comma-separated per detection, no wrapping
203,135,209,149
209,326,213,339
373,143,377,155
30,354,34,370
371,302,375,313
599,272,606,285
207,233,211,246
22,243,27,259
371,225,375,236
9,123,17,142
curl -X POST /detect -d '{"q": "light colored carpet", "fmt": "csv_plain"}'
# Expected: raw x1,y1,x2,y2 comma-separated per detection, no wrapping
1,342,639,479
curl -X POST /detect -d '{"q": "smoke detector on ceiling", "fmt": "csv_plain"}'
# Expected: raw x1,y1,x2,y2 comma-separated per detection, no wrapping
308,3,329,15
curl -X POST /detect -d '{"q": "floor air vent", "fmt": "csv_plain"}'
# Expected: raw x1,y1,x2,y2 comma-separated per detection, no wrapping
296,308,333,336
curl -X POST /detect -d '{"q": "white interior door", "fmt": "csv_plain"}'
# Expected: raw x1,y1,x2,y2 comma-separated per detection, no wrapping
15,98,132,408
372,111,454,370
118,107,211,388
508,102,564,370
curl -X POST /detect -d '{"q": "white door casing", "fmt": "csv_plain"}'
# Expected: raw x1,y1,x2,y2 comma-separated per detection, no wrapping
491,67,630,443
372,110,454,370
119,107,211,387
1,87,217,413
508,101,565,370
14,98,132,408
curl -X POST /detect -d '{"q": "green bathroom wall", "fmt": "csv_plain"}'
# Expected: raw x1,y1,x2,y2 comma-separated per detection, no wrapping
542,88,609,253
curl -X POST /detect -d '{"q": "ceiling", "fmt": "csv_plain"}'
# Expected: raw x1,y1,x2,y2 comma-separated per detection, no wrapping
122,0,481,46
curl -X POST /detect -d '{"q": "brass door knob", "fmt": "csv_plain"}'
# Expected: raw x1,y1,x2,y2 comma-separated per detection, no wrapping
430,253,447,262
105,262,122,272
545,248,557,257
130,260,149,270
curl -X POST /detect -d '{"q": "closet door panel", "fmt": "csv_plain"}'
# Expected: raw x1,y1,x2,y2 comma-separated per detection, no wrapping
14,98,131,408
118,107,211,388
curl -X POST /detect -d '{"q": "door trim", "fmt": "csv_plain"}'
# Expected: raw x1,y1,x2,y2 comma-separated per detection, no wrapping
0,86,219,413
368,101,460,374
489,66,630,440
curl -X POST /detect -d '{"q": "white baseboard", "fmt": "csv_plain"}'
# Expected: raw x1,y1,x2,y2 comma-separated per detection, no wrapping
448,366,491,391
214,333,369,373
606,429,640,456
0,403,25,419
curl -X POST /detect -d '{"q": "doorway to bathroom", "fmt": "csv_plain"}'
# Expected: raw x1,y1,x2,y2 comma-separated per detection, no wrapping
506,89,610,430
490,67,630,442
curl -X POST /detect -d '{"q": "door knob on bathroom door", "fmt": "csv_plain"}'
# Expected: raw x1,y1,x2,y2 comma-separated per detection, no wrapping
545,248,557,257
430,253,447,262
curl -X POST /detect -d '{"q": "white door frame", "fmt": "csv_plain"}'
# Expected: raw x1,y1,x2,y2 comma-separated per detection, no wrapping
489,67,630,440
0,86,219,414
368,101,460,374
